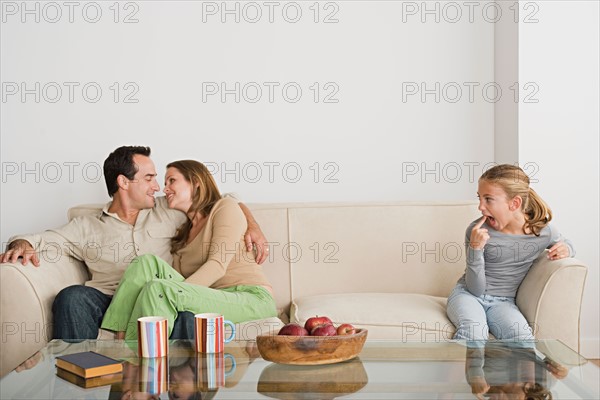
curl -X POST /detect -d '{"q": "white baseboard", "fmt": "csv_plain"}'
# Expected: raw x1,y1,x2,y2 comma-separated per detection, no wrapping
580,338,600,359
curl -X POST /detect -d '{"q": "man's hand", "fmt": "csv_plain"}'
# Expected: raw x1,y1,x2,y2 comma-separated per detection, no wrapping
245,223,269,265
238,202,270,264
0,239,40,266
469,217,489,250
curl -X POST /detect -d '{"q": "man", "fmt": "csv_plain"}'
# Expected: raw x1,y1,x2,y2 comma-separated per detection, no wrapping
0,146,269,340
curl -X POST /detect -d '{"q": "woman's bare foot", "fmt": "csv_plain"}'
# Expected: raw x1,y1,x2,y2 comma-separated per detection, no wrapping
116,331,125,340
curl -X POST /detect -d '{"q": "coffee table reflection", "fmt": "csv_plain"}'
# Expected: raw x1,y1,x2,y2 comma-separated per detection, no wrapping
257,357,368,400
464,341,570,400
0,339,597,399
115,340,259,399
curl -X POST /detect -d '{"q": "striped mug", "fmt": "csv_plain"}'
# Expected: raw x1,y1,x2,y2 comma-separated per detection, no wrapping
194,313,235,353
137,316,169,358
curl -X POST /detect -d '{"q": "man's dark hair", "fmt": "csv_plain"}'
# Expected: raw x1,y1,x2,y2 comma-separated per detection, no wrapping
103,146,151,197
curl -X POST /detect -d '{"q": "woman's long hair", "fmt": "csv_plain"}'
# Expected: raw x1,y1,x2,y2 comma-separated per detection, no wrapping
480,164,552,236
168,160,221,253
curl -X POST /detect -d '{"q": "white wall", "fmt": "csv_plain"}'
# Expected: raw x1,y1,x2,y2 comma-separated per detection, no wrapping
494,0,518,164
1,1,597,356
518,1,600,357
1,1,494,243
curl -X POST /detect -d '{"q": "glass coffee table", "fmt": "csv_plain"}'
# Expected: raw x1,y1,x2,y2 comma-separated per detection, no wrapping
1,339,598,399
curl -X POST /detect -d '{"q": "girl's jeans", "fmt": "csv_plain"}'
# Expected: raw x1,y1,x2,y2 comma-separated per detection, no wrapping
446,283,534,342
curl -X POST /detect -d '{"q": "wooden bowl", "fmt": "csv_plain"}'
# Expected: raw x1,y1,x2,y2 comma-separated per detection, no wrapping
257,357,368,400
256,329,368,365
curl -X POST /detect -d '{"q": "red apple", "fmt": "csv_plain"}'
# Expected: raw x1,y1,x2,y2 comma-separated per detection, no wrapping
310,324,337,336
304,316,333,332
278,323,309,336
336,323,356,335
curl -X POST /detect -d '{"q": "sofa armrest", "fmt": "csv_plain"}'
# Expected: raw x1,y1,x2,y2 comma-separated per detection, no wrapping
0,254,88,376
516,252,588,353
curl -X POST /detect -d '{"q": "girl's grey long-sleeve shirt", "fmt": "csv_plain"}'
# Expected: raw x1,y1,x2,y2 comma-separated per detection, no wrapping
458,219,575,298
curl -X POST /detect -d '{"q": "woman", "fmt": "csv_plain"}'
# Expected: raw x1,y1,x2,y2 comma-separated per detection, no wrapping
101,160,277,340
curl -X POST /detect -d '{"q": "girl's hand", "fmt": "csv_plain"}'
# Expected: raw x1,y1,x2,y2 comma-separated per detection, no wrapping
470,217,490,250
548,242,570,260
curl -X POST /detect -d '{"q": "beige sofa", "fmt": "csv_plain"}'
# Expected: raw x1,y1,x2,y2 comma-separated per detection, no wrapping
0,201,588,377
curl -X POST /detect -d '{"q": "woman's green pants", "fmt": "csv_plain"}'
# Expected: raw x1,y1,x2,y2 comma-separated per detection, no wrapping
101,254,277,340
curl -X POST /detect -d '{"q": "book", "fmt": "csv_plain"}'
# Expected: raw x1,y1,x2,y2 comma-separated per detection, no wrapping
56,367,123,389
55,351,123,379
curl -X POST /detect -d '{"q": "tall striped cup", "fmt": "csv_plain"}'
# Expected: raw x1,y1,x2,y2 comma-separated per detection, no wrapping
137,316,169,358
194,313,236,353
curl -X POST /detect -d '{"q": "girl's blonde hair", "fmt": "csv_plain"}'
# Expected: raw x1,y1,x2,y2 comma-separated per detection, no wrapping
480,164,552,236
167,160,221,254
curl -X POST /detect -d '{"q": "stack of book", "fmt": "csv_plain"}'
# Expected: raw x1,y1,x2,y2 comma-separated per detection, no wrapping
55,351,123,389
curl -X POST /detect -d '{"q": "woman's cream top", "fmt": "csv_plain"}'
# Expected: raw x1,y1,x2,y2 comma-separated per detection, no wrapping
172,197,272,292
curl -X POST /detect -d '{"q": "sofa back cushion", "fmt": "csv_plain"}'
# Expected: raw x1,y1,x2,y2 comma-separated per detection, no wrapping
286,202,480,300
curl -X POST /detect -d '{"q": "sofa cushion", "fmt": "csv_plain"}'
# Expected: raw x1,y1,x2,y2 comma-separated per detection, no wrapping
290,293,456,341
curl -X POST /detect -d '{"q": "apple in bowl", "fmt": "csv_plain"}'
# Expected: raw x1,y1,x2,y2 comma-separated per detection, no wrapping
336,323,356,336
311,324,337,336
304,316,333,332
278,323,309,336
276,318,358,337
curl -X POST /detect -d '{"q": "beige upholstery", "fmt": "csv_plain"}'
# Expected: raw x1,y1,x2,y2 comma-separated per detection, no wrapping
291,293,455,341
0,201,588,377
287,203,478,298
516,255,588,351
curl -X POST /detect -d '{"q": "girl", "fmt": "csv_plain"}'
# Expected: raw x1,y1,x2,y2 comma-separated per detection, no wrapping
447,164,574,341
101,160,277,340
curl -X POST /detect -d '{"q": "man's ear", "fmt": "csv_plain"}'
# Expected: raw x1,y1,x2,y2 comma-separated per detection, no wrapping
510,195,522,211
117,175,129,191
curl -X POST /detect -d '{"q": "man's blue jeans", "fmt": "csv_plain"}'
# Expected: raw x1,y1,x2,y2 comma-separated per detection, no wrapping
52,285,195,340
446,283,534,341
